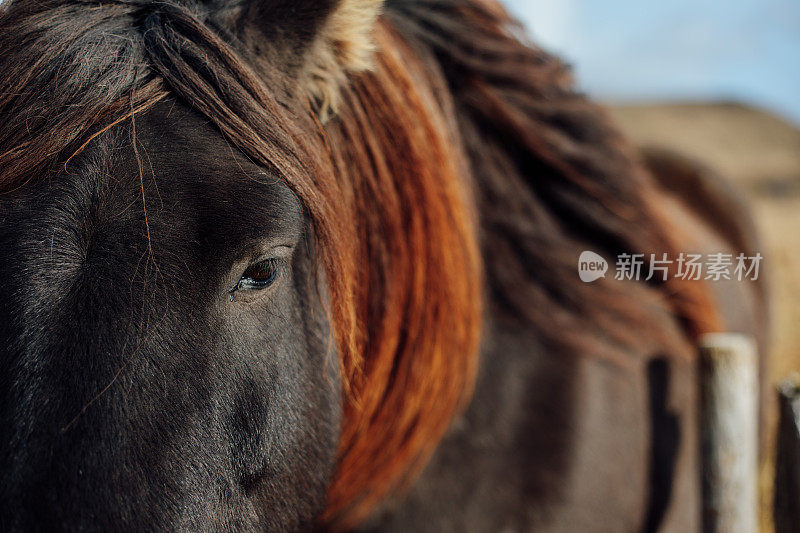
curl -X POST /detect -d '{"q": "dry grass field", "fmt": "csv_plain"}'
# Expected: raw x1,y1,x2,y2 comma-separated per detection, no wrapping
609,102,800,529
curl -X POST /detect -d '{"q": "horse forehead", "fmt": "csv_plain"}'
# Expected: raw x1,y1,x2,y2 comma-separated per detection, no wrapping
3,98,300,251
121,99,304,234
0,100,302,316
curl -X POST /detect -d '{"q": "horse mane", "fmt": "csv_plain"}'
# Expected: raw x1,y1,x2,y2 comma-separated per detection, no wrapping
0,0,722,529
320,21,483,525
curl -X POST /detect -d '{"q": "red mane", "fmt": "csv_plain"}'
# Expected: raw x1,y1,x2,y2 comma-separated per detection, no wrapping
320,22,482,527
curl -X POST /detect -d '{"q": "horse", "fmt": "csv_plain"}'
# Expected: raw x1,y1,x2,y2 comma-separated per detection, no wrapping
0,0,768,530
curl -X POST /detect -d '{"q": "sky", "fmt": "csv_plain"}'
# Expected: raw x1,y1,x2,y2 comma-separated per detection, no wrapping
504,0,800,125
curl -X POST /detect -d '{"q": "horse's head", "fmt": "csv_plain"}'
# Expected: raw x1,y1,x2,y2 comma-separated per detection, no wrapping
0,0,482,529
0,0,376,529
0,96,342,529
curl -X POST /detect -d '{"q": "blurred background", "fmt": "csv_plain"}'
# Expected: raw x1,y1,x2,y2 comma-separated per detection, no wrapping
505,0,800,124
504,1,800,527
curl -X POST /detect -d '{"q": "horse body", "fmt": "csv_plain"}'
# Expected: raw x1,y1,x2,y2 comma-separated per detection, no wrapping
0,0,766,531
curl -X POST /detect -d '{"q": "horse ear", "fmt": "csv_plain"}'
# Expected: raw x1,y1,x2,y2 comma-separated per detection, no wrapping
208,0,384,119
300,0,384,118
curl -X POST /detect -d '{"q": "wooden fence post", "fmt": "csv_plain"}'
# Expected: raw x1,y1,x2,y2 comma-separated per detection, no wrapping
774,376,800,532
699,333,758,533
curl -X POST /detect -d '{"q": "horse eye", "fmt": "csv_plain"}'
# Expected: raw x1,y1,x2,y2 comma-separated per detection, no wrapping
233,258,281,294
